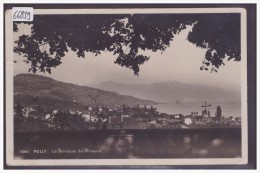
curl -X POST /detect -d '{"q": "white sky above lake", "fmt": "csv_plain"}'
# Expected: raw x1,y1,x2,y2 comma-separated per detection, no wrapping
13,23,241,91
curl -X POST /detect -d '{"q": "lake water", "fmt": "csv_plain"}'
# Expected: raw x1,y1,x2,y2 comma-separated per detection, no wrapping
154,101,241,117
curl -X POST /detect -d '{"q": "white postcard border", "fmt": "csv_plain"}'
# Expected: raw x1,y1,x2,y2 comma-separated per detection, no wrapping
5,7,248,166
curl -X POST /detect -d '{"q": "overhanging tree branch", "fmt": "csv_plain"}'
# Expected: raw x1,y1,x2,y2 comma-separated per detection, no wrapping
13,13,241,75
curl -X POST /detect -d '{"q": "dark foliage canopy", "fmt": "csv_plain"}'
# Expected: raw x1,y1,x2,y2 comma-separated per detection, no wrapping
14,13,240,75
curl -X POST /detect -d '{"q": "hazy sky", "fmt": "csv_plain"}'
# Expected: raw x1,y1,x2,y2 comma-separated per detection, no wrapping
13,23,241,91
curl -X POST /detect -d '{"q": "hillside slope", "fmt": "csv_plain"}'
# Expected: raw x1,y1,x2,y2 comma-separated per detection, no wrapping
14,74,157,109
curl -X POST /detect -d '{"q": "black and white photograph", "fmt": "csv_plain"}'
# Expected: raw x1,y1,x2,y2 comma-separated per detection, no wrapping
4,5,255,168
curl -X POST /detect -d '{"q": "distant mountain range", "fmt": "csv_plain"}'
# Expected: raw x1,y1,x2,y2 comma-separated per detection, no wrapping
91,81,240,103
14,74,157,110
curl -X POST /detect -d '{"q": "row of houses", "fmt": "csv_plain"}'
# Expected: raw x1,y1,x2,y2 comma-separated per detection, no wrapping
14,102,241,130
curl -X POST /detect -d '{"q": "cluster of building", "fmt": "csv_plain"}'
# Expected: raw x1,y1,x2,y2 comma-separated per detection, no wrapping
14,102,241,131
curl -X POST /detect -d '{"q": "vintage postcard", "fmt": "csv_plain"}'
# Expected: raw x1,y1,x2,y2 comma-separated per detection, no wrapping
4,6,250,167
